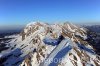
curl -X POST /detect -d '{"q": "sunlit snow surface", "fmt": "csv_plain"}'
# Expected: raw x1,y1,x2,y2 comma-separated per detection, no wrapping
0,22,100,66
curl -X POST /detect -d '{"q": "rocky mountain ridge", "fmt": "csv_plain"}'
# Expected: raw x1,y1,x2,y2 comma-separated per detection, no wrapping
0,22,100,66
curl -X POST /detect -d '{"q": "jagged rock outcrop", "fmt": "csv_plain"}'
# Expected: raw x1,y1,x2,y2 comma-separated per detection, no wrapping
0,22,100,66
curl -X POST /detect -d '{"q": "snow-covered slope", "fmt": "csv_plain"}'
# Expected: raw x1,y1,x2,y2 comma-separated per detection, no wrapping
0,22,100,66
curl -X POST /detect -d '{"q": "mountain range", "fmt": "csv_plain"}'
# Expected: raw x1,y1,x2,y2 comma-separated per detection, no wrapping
0,22,100,66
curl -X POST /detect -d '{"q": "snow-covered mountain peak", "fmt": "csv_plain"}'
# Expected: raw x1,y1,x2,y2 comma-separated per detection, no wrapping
21,22,87,41
0,22,100,66
26,22,48,27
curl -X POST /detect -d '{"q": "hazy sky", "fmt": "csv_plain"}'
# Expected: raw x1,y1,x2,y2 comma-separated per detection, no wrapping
0,0,100,26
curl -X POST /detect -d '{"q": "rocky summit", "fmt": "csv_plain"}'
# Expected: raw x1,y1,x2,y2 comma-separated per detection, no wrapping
0,22,100,66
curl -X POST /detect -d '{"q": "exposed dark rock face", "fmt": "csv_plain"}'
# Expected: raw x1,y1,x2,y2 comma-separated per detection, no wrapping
84,25,100,55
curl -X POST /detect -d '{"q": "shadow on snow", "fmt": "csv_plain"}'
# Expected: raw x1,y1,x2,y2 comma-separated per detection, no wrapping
43,35,64,46
77,43,95,54
0,48,24,66
49,45,72,66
